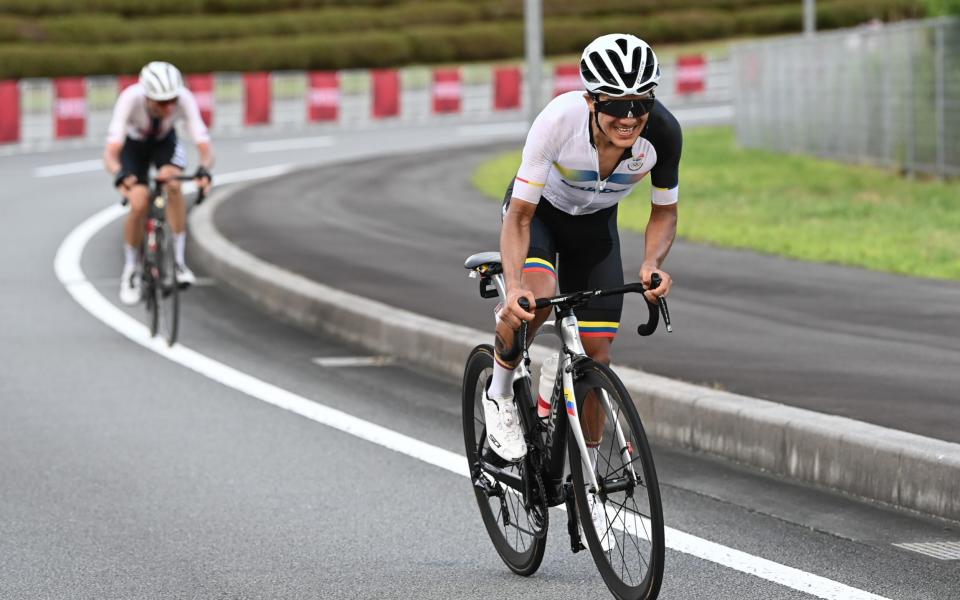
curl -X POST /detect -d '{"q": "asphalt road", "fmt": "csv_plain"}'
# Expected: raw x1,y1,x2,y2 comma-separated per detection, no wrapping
2,129,958,599
216,144,960,444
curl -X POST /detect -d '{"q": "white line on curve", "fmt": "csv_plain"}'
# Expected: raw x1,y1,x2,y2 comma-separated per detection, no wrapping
34,159,105,178
455,122,528,137
312,356,395,367
54,166,891,600
245,136,334,153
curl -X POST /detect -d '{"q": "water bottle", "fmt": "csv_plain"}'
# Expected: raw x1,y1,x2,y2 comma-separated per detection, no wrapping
537,353,560,419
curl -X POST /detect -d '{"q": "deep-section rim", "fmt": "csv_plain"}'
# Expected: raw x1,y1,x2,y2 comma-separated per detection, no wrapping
569,359,665,600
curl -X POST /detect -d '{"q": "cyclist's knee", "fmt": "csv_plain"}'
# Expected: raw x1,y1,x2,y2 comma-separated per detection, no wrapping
159,165,183,193
584,338,613,365
126,186,150,216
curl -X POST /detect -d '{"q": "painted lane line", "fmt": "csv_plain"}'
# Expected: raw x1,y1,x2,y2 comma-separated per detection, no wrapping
893,541,960,560
56,173,891,600
455,122,528,137
312,356,395,368
245,137,334,153
34,159,104,178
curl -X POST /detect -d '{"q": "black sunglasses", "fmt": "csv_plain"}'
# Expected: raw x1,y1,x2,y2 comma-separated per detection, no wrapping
595,95,655,119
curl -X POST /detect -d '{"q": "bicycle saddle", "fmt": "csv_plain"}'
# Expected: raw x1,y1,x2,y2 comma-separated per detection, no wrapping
464,252,502,272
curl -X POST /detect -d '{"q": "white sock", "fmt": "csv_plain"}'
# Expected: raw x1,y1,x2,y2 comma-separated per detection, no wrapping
123,244,138,270
489,361,515,399
174,232,186,266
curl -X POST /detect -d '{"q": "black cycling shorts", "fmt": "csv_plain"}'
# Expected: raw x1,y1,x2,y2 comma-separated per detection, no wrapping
119,132,187,186
502,182,624,339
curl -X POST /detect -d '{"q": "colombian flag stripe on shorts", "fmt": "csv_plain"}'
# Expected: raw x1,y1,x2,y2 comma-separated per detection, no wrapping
523,257,556,277
579,321,619,338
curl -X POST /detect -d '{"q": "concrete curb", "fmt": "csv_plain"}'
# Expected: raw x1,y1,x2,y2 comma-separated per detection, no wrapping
190,181,960,523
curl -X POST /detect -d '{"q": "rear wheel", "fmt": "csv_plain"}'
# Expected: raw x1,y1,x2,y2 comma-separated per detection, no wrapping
156,225,179,346
568,359,665,600
462,344,546,576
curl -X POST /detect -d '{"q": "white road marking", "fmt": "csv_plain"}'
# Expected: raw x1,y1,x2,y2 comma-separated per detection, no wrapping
893,541,960,560
34,159,104,178
245,136,334,153
55,167,892,600
312,356,395,367
456,122,528,137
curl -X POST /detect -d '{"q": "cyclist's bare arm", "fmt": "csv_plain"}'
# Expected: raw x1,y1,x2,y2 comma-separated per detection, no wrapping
103,141,137,190
499,198,537,329
196,141,214,171
640,203,677,301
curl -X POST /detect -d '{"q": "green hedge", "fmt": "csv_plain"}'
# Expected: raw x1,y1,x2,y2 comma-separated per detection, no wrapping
0,0,928,78
0,0,400,17
23,4,485,44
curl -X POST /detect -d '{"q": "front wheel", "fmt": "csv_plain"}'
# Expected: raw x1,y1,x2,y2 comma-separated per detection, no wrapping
462,344,546,576
156,225,180,346
568,359,665,600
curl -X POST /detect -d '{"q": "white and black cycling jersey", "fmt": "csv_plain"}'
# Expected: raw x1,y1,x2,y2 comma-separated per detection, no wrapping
106,83,210,145
512,91,682,216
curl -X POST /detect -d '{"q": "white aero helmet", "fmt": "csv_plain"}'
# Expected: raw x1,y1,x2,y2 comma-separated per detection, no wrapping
139,61,183,101
580,33,660,97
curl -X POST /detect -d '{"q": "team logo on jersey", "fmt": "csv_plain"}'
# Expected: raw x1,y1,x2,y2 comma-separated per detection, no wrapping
627,153,646,171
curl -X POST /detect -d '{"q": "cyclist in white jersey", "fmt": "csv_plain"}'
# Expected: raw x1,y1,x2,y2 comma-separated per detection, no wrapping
103,61,214,305
484,33,680,462
482,32,681,553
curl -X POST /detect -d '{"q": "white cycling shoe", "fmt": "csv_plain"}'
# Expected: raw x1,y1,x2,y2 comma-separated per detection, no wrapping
585,491,617,553
119,265,142,306
175,263,196,288
482,391,527,462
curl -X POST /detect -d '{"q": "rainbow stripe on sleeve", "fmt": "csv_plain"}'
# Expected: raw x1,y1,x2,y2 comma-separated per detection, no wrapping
579,321,619,338
523,257,556,278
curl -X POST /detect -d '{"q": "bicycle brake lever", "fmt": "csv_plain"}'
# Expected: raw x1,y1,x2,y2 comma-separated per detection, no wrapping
649,273,672,333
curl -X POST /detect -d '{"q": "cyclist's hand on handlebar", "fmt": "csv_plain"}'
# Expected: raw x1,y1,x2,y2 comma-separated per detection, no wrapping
114,170,136,192
640,263,672,304
498,288,537,329
194,166,212,194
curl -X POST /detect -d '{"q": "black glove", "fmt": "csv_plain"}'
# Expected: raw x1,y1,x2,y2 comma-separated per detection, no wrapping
195,166,212,184
114,169,133,188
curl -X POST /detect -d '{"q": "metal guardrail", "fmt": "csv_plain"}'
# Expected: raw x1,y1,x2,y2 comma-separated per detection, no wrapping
733,17,960,178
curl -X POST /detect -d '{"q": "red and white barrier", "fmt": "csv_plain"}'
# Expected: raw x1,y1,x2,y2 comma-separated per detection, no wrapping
0,80,19,143
372,69,400,119
553,64,581,97
117,75,139,92
308,71,339,122
244,72,270,126
54,77,86,139
186,73,214,127
494,67,521,110
432,68,461,114
676,55,707,95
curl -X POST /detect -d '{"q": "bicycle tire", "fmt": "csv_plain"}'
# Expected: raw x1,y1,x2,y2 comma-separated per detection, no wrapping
568,359,665,600
156,225,180,346
144,254,159,338
462,344,546,576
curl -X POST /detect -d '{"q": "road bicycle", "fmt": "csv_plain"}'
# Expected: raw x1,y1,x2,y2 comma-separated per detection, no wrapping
462,251,670,600
123,173,205,346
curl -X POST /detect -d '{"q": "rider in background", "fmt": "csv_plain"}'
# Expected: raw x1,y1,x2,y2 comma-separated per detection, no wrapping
103,61,214,305
484,34,681,464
